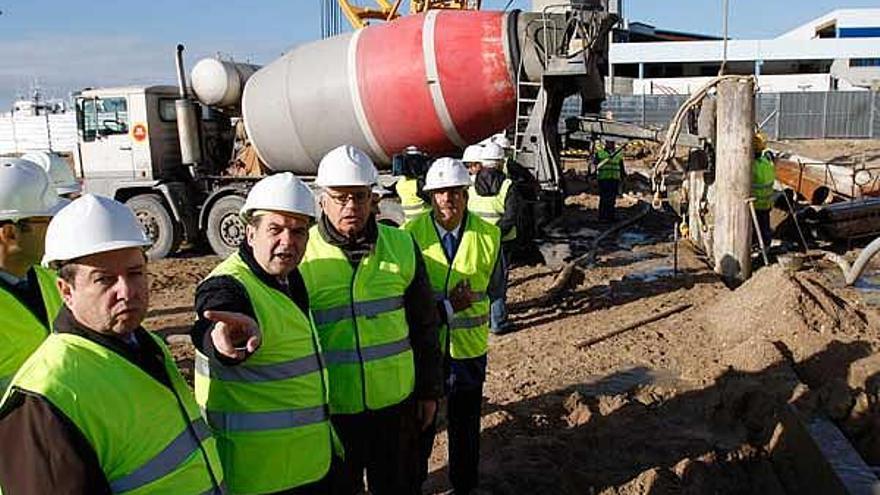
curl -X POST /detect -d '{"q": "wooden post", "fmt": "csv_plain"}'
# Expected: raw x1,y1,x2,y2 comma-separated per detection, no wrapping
688,97,716,250
713,78,754,283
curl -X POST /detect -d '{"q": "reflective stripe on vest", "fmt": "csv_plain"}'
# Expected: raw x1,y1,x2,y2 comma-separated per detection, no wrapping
396,177,431,223
752,153,776,211
467,179,516,241
0,266,55,391
405,211,500,359
5,333,224,495
322,338,411,365
204,405,328,432
312,295,404,326
110,418,212,493
596,149,623,181
299,224,417,414
194,252,335,493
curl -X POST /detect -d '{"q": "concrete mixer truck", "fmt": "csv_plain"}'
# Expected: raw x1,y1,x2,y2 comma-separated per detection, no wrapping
71,4,616,259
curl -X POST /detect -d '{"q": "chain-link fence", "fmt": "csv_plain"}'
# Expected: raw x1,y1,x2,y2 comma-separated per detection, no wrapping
563,91,880,140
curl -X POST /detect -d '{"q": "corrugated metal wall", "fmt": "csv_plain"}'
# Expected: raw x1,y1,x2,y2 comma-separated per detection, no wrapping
0,114,77,155
562,91,880,140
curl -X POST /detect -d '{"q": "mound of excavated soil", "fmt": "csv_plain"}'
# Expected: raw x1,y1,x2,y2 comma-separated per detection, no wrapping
704,265,873,355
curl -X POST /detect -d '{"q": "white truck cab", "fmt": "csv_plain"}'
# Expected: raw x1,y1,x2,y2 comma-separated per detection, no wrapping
74,86,184,189
73,85,234,259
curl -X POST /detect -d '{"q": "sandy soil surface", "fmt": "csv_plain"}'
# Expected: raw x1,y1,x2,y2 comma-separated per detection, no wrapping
145,190,880,494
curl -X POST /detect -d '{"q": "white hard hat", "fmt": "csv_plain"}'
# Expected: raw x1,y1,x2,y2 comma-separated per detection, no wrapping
0,158,60,222
49,197,72,216
462,145,484,163
491,133,511,149
316,145,378,188
480,143,505,166
42,194,151,267
21,151,81,196
240,173,315,221
423,158,471,192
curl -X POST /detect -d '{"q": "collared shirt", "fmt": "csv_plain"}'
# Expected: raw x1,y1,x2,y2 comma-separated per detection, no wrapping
433,219,463,245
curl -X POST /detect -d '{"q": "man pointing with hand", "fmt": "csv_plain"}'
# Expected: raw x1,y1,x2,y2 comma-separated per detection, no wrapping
191,173,341,494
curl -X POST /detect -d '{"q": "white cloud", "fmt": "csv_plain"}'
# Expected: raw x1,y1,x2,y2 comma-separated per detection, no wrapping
0,34,288,109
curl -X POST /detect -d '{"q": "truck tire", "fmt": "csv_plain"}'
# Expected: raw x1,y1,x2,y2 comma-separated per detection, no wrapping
206,195,246,257
126,194,181,260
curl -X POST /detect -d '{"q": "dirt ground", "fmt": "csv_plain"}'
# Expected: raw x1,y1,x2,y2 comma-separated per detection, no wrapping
145,189,880,494
772,139,880,168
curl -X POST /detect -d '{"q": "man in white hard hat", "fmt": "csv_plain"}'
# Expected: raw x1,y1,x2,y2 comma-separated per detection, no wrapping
298,144,443,494
191,173,343,494
468,142,520,334
22,151,82,199
0,158,64,390
405,158,502,495
0,194,226,493
461,144,484,178
393,145,432,225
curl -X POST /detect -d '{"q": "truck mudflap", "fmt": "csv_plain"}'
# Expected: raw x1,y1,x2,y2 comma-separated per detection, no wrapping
156,182,200,244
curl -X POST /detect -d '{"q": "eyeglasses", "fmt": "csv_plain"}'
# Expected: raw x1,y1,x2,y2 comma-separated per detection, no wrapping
325,191,371,206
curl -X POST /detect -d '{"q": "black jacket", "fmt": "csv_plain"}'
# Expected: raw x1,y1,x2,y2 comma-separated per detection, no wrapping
191,243,311,366
472,168,520,241
0,308,219,495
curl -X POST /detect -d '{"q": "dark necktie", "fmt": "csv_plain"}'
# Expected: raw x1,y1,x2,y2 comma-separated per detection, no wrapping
442,232,456,261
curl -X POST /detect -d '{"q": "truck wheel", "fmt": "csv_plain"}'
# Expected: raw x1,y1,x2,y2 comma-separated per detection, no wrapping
206,195,246,257
126,194,181,260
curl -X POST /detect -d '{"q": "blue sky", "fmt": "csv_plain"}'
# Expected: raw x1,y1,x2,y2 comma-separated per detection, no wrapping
0,0,873,109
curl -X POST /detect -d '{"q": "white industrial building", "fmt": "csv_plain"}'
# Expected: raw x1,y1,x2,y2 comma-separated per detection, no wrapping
606,8,880,95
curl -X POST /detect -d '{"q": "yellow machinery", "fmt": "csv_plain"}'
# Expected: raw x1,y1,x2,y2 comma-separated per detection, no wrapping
336,0,481,29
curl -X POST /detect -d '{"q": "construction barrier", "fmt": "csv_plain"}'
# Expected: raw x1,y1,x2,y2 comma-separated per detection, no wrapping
563,91,880,140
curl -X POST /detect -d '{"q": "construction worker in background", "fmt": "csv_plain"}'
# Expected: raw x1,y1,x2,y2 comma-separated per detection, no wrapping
595,139,625,222
22,151,82,200
406,158,501,495
468,142,519,334
0,195,225,494
752,132,776,246
298,145,443,494
0,158,64,391
191,173,342,494
490,133,513,171
462,144,484,177
394,145,432,224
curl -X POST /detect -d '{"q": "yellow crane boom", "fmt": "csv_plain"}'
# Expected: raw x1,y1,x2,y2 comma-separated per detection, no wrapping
336,0,481,29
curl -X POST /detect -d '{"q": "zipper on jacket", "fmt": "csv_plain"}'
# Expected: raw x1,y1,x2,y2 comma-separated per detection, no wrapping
349,269,369,411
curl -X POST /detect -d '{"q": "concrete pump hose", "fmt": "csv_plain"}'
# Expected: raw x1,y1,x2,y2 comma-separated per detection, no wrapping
824,235,880,286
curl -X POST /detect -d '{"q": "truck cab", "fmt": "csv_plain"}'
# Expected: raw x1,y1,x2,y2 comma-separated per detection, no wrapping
73,86,236,259
74,86,184,189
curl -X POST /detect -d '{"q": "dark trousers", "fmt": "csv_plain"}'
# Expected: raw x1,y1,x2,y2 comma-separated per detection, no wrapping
754,208,772,247
417,384,484,494
331,399,419,495
598,179,620,222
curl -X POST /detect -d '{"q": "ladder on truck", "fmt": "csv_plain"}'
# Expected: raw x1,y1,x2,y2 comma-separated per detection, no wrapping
513,78,542,157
